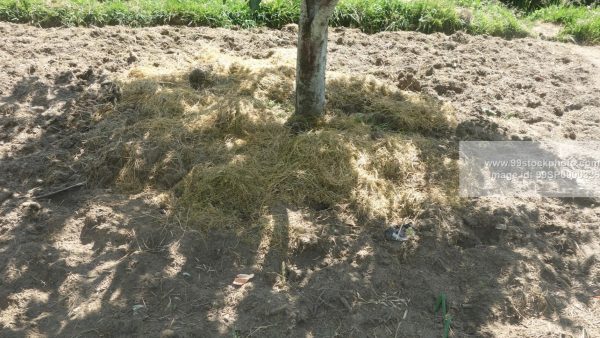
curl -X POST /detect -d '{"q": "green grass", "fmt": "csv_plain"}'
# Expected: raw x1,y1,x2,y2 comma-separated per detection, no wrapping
499,0,560,11
0,0,528,37
0,0,598,43
530,5,600,44
468,2,527,37
331,0,463,34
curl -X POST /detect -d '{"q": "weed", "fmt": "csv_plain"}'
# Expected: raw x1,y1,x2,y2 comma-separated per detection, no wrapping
530,5,600,44
0,0,532,38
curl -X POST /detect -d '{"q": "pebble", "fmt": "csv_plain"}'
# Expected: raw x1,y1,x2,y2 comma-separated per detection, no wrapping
160,329,176,338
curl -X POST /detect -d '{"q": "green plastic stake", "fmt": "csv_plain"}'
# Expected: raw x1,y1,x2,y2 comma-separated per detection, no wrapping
434,293,451,338
434,293,447,315
443,315,452,338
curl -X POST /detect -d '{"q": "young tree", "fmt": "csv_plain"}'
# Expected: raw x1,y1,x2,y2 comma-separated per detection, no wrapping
292,0,340,127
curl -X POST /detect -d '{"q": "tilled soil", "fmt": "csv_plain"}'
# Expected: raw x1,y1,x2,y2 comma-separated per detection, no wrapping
1,22,599,337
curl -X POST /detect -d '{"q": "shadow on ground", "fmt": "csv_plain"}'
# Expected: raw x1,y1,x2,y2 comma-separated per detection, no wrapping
0,62,598,338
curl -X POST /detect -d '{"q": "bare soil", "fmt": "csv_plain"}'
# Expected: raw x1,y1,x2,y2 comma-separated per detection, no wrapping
1,22,599,337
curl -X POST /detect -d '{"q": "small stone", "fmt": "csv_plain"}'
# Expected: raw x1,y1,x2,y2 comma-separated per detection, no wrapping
21,201,41,218
565,102,583,112
160,329,176,338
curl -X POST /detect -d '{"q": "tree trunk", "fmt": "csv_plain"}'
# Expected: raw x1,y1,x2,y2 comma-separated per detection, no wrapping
294,0,339,122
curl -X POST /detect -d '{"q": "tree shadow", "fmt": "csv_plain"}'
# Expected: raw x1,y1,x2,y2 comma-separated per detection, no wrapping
0,59,598,338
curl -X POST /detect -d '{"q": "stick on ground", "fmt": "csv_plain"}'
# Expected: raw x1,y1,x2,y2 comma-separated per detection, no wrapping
33,181,87,199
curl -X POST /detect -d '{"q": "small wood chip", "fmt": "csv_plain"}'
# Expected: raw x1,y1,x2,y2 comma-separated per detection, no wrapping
233,273,254,286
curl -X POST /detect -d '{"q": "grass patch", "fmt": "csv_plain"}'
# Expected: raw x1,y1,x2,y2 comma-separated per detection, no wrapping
563,13,600,44
468,2,528,37
0,0,531,38
6,1,597,43
530,5,600,43
331,0,464,34
83,48,459,230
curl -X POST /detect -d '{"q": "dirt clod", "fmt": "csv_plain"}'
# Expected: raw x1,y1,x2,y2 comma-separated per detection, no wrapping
565,102,583,111
76,67,94,81
282,23,298,33
127,53,138,64
397,69,421,91
188,67,210,89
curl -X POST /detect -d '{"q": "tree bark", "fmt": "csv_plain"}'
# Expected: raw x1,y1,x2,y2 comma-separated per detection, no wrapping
294,0,339,122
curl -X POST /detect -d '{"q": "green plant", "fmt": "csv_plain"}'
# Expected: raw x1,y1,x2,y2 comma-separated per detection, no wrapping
530,5,600,44
0,0,597,43
434,293,452,338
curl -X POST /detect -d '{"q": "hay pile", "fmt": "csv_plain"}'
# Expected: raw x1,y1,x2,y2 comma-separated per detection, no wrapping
85,50,458,229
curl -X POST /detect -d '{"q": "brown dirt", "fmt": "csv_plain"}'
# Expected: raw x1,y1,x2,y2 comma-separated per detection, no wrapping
531,22,562,41
1,22,599,338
